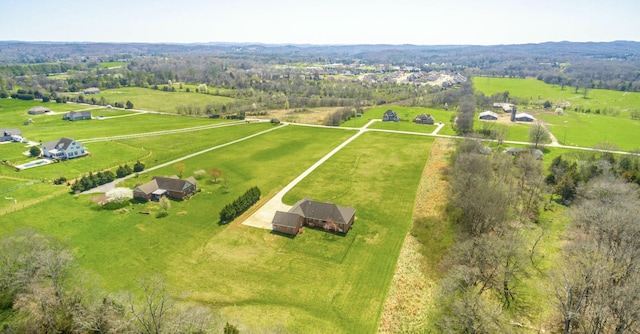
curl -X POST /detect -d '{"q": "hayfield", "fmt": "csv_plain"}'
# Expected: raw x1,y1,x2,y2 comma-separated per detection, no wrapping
473,77,640,113
0,124,435,333
537,111,640,151
98,87,238,113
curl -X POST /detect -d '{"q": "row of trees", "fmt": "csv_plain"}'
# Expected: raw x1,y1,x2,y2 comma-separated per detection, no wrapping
219,186,261,223
433,140,546,332
71,170,116,193
71,162,144,193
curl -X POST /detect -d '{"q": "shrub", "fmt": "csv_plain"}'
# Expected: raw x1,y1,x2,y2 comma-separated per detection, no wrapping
133,160,145,172
29,146,41,157
219,186,261,223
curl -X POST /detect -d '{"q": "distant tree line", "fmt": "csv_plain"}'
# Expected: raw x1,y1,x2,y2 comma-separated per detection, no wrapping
219,186,261,223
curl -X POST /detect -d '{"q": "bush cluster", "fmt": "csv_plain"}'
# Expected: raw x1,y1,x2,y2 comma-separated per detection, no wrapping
219,186,261,223
71,171,115,193
116,161,144,178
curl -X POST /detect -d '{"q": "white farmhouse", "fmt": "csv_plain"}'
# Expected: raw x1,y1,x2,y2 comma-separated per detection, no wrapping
42,138,87,160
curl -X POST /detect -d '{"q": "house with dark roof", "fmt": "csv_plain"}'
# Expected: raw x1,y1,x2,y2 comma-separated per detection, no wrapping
133,176,198,201
413,114,435,125
478,111,499,120
28,106,51,115
42,138,86,160
0,128,21,142
272,198,356,236
382,109,400,122
63,111,92,121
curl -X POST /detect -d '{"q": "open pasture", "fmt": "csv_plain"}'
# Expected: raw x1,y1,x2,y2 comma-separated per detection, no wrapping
473,77,640,112
537,111,640,150
0,125,432,333
0,99,233,142
98,87,238,113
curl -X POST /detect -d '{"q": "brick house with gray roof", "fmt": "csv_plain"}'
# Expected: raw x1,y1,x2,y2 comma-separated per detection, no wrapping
272,198,355,236
133,176,198,201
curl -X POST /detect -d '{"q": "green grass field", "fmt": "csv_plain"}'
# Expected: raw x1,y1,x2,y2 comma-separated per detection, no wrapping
98,61,126,68
0,99,233,142
97,87,238,113
537,111,640,151
473,77,640,113
0,124,432,333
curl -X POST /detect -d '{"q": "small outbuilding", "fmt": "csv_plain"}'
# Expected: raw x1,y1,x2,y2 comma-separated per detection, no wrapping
413,114,435,125
0,128,21,142
62,111,92,121
83,87,101,94
514,113,535,122
478,111,499,121
28,106,51,115
493,103,515,113
382,109,400,122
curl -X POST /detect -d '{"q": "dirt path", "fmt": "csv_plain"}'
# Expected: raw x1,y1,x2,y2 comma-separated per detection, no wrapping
378,137,455,333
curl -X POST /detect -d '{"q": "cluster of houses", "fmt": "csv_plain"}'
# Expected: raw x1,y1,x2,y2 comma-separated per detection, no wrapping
382,110,436,125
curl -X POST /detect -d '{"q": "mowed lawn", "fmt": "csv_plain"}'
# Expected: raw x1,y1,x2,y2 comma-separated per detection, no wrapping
0,126,432,334
537,111,640,150
0,99,232,142
166,131,434,333
473,77,640,112
98,87,238,113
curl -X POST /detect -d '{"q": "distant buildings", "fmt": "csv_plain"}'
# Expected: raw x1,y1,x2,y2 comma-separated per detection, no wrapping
383,109,400,122
413,114,435,125
83,87,100,94
0,128,21,142
28,106,50,115
63,111,92,121
478,111,499,120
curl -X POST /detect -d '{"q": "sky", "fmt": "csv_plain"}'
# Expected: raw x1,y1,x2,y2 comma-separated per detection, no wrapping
1,0,639,45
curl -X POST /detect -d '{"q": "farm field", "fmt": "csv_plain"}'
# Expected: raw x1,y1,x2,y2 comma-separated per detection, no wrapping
537,111,640,151
1,122,274,180
0,99,233,142
473,77,640,150
473,77,640,113
0,123,432,333
97,87,238,113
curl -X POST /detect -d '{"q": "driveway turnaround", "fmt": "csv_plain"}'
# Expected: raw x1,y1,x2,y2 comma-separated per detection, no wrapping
242,119,377,230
